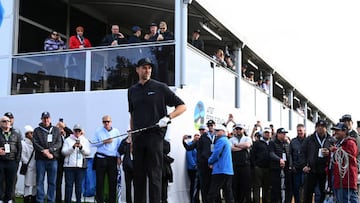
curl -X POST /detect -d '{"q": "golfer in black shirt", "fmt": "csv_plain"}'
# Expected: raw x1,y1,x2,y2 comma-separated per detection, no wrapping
128,57,186,203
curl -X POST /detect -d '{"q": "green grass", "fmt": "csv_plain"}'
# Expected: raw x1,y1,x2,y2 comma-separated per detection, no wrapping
16,196,94,203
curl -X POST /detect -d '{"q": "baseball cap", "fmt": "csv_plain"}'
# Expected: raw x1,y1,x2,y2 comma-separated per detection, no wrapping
263,127,271,132
137,58,153,67
316,120,327,127
340,114,352,122
206,120,215,125
73,124,82,131
276,128,288,134
234,123,245,129
132,25,142,32
194,29,201,34
149,22,158,27
41,111,50,119
4,112,14,119
214,125,227,131
199,124,207,130
331,122,348,131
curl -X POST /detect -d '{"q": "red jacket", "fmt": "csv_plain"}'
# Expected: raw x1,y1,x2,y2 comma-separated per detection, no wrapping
333,137,358,190
69,35,92,49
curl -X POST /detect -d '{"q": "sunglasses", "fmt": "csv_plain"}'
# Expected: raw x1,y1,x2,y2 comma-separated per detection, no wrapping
102,120,111,124
1,120,10,123
52,33,59,36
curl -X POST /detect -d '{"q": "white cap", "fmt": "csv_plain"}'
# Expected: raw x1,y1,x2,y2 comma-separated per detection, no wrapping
24,125,33,133
214,125,227,132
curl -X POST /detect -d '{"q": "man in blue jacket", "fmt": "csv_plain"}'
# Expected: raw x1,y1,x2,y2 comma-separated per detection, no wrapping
207,125,234,203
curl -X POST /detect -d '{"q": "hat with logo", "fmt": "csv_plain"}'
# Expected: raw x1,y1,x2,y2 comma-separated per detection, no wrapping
73,124,82,131
206,120,216,125
132,25,142,33
137,58,153,67
199,124,207,130
331,122,348,131
41,111,50,118
214,125,227,132
276,128,288,134
316,120,327,127
4,112,14,119
340,114,352,122
263,127,271,133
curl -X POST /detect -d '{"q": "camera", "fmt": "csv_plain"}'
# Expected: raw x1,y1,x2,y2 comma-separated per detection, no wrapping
59,118,64,122
187,135,192,139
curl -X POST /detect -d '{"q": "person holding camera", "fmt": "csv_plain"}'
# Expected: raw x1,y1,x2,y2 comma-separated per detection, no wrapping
61,124,90,203
44,31,66,51
101,24,127,46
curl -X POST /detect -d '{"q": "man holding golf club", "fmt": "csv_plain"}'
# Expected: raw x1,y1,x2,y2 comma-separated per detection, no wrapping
128,57,186,203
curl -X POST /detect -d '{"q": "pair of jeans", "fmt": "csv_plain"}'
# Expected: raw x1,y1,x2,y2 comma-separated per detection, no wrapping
334,188,359,203
36,159,58,203
64,168,85,203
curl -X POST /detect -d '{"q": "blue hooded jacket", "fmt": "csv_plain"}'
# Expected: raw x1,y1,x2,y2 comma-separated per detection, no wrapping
208,134,233,175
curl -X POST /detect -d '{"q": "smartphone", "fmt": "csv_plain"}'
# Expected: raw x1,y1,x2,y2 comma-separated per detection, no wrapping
75,140,80,144
59,118,64,122
187,135,192,139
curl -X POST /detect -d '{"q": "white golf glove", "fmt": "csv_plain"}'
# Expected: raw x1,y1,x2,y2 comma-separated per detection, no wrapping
157,116,171,128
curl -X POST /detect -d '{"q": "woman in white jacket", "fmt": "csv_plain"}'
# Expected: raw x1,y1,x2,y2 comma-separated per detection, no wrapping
21,125,36,203
61,124,90,203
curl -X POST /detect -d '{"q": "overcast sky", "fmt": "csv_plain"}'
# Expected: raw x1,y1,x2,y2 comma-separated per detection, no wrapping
199,0,360,123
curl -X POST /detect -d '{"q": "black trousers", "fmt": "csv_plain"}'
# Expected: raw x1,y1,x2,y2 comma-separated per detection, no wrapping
95,156,118,203
56,158,64,203
303,172,326,203
232,166,251,203
187,169,200,203
124,170,134,203
133,131,163,203
0,160,17,202
270,168,292,203
207,174,235,203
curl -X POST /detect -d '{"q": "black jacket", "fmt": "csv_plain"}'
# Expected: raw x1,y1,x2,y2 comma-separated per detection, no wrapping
0,128,22,162
269,137,291,170
118,136,133,172
33,123,62,160
183,131,214,166
301,132,334,173
289,136,306,169
250,138,270,168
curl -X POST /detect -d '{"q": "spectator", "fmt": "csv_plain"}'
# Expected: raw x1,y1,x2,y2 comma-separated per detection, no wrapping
212,49,227,67
55,120,72,203
69,26,92,49
207,124,234,203
91,115,122,203
161,139,174,203
143,22,159,42
302,120,333,203
182,131,202,203
0,116,22,203
229,123,252,202
157,21,174,41
256,77,263,88
247,71,255,84
330,122,359,202
128,57,186,203
128,25,142,44
4,112,22,137
190,29,204,51
118,134,134,203
241,64,248,78
261,77,271,94
21,125,36,203
289,124,306,203
269,128,292,203
33,111,62,203
101,24,127,46
61,124,90,203
44,31,66,51
250,126,271,203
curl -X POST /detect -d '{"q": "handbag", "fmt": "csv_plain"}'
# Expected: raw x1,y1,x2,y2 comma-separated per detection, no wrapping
20,150,34,175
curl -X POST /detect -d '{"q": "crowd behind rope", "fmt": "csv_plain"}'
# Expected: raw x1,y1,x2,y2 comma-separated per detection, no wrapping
2,109,359,203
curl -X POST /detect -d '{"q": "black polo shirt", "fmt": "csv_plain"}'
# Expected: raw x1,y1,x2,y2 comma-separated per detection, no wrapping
128,79,184,130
